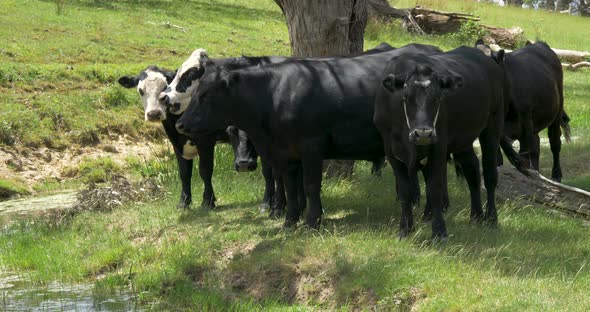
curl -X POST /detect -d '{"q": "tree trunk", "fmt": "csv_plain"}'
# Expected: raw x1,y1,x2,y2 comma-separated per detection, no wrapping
274,0,368,177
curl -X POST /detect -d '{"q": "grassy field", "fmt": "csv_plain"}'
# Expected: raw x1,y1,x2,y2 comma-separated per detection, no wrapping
1,0,590,310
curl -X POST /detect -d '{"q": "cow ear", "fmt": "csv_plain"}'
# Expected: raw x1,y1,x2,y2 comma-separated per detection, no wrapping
382,74,405,93
118,76,138,88
475,39,485,46
199,50,209,65
164,70,177,84
225,72,240,88
440,75,463,91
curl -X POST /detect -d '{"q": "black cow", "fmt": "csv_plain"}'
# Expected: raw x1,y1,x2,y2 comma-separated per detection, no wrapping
374,46,526,239
475,40,570,182
161,43,397,216
118,66,260,209
175,43,442,229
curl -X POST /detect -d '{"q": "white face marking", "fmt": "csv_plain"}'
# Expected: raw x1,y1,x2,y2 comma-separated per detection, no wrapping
138,69,169,122
414,80,431,88
163,48,207,115
181,141,199,160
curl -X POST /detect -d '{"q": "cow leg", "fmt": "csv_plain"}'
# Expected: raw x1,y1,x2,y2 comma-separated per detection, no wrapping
270,171,287,218
424,151,448,239
390,157,418,238
197,139,216,209
260,158,275,213
479,128,500,225
530,133,541,171
421,168,432,221
453,149,483,223
296,162,307,213
371,157,386,176
283,161,302,228
173,151,193,209
548,118,563,182
301,148,324,230
422,165,449,222
518,111,534,169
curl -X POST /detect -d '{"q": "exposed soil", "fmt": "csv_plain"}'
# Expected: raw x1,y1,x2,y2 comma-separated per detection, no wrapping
0,135,167,195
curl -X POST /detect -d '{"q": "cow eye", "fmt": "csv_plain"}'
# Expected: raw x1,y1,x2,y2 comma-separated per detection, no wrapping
138,88,145,96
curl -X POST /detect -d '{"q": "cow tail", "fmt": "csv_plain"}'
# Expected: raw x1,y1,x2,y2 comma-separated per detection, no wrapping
560,110,571,143
499,136,530,177
557,61,571,143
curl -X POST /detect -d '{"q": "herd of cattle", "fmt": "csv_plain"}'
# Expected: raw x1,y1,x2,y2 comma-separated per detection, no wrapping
118,39,569,239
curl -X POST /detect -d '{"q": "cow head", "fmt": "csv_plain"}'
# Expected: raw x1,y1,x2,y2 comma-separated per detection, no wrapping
175,63,236,137
159,49,208,115
382,64,463,145
118,66,176,122
226,126,258,172
475,39,506,65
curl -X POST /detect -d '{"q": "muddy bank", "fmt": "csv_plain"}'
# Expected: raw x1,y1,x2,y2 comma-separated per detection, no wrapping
0,135,165,198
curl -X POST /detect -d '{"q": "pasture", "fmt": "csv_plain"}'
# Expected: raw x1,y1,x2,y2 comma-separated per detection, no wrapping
1,0,590,310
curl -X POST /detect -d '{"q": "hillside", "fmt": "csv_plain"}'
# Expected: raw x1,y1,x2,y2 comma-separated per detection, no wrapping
1,0,590,310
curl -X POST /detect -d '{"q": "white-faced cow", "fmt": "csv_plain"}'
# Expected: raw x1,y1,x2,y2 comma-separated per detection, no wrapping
174,43,443,230
475,40,571,182
374,46,527,239
118,66,260,210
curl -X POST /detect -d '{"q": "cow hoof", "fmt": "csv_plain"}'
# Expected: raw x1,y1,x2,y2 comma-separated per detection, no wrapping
200,201,216,210
176,201,191,210
483,217,498,227
398,227,414,239
259,202,271,214
431,233,449,243
269,208,284,219
283,219,298,228
470,215,484,224
305,217,321,230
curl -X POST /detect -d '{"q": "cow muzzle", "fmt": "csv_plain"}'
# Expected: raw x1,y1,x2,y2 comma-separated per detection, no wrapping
409,127,437,145
235,159,257,172
146,110,164,122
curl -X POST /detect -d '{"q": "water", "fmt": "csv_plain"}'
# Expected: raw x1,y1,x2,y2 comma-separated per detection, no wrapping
0,272,140,311
0,194,142,311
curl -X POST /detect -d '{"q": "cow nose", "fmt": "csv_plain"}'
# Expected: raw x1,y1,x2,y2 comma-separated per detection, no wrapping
413,128,434,138
176,121,185,134
146,110,163,121
236,160,257,172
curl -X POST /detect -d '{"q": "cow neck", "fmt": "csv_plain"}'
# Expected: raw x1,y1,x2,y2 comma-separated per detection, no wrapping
230,69,271,137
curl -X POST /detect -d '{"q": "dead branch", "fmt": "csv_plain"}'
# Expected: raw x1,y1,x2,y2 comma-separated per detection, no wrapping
562,61,590,71
147,21,189,33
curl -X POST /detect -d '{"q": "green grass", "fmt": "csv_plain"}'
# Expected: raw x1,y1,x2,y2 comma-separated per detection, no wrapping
0,178,30,198
1,0,590,310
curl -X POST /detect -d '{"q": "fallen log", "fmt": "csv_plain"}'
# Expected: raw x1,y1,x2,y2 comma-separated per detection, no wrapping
488,43,590,64
552,48,590,63
496,166,590,218
562,62,590,71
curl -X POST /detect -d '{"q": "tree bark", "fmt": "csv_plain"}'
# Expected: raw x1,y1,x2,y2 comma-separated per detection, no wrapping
274,0,368,177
